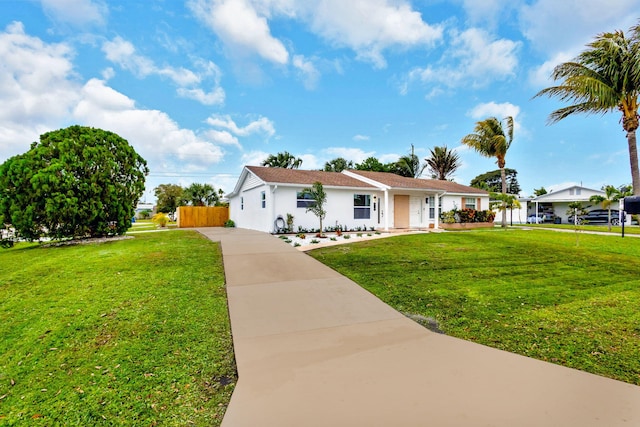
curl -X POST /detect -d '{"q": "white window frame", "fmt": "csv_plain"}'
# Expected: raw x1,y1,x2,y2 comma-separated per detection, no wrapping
464,197,476,210
354,194,371,219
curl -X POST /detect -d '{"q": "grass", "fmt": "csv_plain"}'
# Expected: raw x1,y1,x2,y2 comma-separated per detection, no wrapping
128,220,178,233
523,223,640,235
0,231,235,426
308,229,640,385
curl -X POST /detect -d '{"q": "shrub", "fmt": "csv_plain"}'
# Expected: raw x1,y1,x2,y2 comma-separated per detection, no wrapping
0,126,148,241
139,209,152,220
152,213,170,227
224,219,236,228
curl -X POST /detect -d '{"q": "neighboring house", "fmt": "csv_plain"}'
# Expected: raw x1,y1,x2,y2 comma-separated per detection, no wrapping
493,197,530,225
527,185,609,224
135,202,155,218
227,166,489,233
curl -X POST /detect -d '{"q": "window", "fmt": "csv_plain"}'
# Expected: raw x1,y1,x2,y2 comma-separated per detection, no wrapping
464,197,476,209
241,197,244,210
297,191,315,208
261,191,266,208
428,196,435,219
354,194,371,219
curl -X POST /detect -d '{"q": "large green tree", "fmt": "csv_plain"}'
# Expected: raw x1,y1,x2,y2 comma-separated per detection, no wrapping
184,183,218,206
0,125,148,241
324,157,354,172
425,146,461,180
461,116,515,227
261,151,303,169
470,168,521,195
154,184,185,214
535,22,640,194
355,157,390,172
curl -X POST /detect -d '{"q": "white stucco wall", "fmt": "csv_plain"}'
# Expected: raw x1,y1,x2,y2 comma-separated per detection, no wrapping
231,184,384,233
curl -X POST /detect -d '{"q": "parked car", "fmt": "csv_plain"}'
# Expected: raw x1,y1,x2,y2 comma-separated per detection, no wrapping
576,209,624,225
527,214,544,224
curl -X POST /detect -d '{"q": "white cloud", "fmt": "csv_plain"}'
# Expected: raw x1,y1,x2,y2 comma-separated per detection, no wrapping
303,0,443,68
188,0,289,64
353,134,370,141
241,150,270,166
324,147,374,163
40,0,107,27
189,0,442,70
402,27,520,93
177,87,226,105
468,101,523,134
519,0,640,55
292,54,320,90
460,0,514,27
379,153,400,163
102,36,225,105
206,114,275,138
202,129,240,147
298,153,320,169
0,22,81,158
73,79,225,169
528,51,574,87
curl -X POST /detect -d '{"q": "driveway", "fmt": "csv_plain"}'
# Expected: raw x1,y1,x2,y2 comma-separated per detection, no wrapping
198,227,640,427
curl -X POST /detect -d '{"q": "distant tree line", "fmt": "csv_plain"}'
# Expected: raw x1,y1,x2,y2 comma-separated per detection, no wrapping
154,183,225,214
261,144,462,180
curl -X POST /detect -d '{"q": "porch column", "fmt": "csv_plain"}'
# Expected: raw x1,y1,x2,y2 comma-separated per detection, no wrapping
434,193,440,229
384,189,390,231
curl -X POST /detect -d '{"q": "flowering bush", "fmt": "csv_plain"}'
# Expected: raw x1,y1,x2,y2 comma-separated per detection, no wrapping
441,209,495,223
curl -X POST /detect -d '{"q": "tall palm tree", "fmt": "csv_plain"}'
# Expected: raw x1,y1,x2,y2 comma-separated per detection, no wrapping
395,144,426,178
424,146,461,180
261,151,303,169
535,22,640,194
461,116,514,227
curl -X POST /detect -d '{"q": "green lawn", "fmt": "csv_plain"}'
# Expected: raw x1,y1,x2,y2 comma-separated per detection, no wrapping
309,229,640,385
523,223,640,234
0,231,235,426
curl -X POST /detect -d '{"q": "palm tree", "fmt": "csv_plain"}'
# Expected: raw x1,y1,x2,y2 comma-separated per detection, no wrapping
425,146,461,180
461,116,514,227
301,181,327,235
394,144,426,178
589,184,627,231
534,22,640,194
324,157,354,172
261,151,303,169
184,183,218,206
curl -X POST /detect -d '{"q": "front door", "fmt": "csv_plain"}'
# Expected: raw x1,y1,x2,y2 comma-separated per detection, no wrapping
394,195,409,228
410,196,423,228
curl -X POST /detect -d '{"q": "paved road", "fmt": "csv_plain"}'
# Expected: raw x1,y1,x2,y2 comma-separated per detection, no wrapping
198,227,640,427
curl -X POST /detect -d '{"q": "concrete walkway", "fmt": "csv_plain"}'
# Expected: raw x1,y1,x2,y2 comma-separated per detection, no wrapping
198,227,640,427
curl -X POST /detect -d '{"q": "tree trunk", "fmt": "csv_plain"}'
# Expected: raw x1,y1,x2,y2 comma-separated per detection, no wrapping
500,166,507,228
628,129,640,195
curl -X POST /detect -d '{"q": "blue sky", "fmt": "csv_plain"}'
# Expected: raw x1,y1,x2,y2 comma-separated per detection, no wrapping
1,0,639,201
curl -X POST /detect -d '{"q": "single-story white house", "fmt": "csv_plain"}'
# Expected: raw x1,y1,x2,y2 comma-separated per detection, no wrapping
527,185,614,224
227,166,490,233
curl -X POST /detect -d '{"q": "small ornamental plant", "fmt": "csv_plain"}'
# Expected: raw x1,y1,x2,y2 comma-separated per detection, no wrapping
152,212,170,228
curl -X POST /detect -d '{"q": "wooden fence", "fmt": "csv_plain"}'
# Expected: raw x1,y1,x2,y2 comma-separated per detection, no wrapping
177,206,229,228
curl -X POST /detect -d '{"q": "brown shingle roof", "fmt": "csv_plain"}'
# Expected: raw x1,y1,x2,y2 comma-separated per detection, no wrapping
246,166,375,188
347,170,488,194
